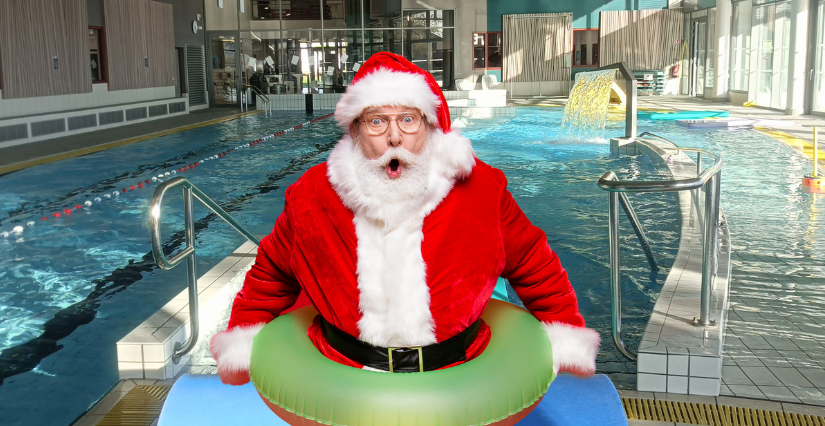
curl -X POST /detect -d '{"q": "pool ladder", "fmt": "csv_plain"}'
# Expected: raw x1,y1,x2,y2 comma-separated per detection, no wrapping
598,134,723,361
241,84,272,114
149,177,260,363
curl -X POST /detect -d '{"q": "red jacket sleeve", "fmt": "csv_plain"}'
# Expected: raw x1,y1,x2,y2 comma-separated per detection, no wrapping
498,178,586,328
227,193,301,330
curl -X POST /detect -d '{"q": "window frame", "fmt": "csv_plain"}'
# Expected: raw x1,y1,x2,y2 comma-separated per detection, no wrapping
472,31,503,70
572,28,600,68
485,31,502,70
89,26,108,84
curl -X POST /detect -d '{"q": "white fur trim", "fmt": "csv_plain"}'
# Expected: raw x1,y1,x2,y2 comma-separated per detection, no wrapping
335,68,441,129
542,322,601,376
209,323,265,374
354,214,436,347
325,127,475,347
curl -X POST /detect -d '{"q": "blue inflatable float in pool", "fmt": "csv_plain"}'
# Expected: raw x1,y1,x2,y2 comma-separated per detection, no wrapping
638,110,729,120
158,373,628,426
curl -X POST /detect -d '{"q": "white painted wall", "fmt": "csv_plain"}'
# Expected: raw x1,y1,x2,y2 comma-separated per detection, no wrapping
0,84,176,120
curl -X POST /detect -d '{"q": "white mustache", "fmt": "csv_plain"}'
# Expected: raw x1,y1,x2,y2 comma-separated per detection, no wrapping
369,147,424,169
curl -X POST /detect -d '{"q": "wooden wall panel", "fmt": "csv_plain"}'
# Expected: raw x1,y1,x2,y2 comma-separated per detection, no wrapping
105,0,174,91
0,0,91,99
502,13,572,82
599,10,684,72
149,2,176,88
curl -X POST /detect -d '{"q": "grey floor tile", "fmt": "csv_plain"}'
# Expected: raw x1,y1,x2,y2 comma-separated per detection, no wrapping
727,385,767,399
768,367,815,388
781,402,825,417
720,384,733,396
722,365,754,385
788,388,825,406
740,336,775,350
717,395,782,411
740,366,781,386
756,386,801,403
796,368,825,388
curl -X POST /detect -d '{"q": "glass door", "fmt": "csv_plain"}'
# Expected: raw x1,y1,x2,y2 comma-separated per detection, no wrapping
813,0,825,112
208,33,239,106
753,3,776,108
776,1,791,109
691,20,708,97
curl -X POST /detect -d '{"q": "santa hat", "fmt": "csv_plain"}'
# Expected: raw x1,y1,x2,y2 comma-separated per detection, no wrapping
335,52,451,133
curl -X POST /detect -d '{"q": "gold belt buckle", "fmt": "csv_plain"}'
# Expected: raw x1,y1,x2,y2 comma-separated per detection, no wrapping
387,346,424,373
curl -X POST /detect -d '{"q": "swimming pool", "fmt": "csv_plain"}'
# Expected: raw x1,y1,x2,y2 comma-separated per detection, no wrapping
0,106,711,425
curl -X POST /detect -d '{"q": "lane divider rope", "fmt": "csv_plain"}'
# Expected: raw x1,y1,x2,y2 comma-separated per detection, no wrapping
0,113,335,239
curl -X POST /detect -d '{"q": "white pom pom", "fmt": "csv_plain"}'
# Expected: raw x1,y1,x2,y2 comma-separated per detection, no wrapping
113,191,120,196
26,221,35,227
12,226,24,234
104,194,111,199
158,174,164,179
0,231,8,238
164,172,170,177
94,197,101,202
171,170,177,175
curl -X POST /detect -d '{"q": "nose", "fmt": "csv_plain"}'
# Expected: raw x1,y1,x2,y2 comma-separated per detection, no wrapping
386,119,403,147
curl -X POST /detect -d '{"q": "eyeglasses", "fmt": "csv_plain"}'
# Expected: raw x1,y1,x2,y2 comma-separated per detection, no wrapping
359,112,424,136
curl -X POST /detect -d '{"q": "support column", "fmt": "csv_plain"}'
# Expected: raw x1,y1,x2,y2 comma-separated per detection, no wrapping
713,0,732,101
786,0,810,115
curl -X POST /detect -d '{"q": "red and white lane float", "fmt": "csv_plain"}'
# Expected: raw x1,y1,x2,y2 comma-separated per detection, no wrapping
1,114,334,238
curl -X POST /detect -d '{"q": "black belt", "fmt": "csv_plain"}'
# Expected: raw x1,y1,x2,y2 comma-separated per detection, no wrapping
320,316,481,373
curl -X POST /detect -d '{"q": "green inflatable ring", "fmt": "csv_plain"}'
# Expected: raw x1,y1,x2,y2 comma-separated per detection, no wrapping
249,299,555,426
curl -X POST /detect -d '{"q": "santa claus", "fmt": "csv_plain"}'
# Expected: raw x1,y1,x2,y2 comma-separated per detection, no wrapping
210,52,600,383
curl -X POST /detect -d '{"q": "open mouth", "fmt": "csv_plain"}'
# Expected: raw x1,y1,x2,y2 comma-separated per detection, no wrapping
386,158,402,179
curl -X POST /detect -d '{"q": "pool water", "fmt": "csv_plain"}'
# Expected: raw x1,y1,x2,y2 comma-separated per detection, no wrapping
4,105,815,425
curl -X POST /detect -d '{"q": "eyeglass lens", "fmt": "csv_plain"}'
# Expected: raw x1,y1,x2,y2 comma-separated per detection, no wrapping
363,114,422,135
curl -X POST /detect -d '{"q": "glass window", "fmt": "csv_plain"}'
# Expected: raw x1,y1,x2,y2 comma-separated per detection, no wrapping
364,29,402,56
487,32,502,69
730,1,752,91
573,30,598,66
473,32,486,69
89,27,106,83
402,10,454,28
365,1,401,28
322,0,362,29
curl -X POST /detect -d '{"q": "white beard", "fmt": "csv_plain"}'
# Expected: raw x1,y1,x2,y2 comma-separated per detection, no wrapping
350,139,433,227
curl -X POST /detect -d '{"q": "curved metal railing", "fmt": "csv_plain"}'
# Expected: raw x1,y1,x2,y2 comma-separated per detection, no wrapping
600,140,723,361
150,177,260,363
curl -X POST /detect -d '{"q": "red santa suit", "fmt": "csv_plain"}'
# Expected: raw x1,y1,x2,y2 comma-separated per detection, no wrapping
210,53,600,384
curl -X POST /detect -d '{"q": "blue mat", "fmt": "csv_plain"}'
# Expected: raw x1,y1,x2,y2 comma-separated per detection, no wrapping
158,373,626,425
638,110,730,120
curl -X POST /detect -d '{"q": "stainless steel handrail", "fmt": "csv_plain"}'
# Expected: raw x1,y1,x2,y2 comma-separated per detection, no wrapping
618,192,658,272
150,177,260,363
245,84,272,114
600,141,723,361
